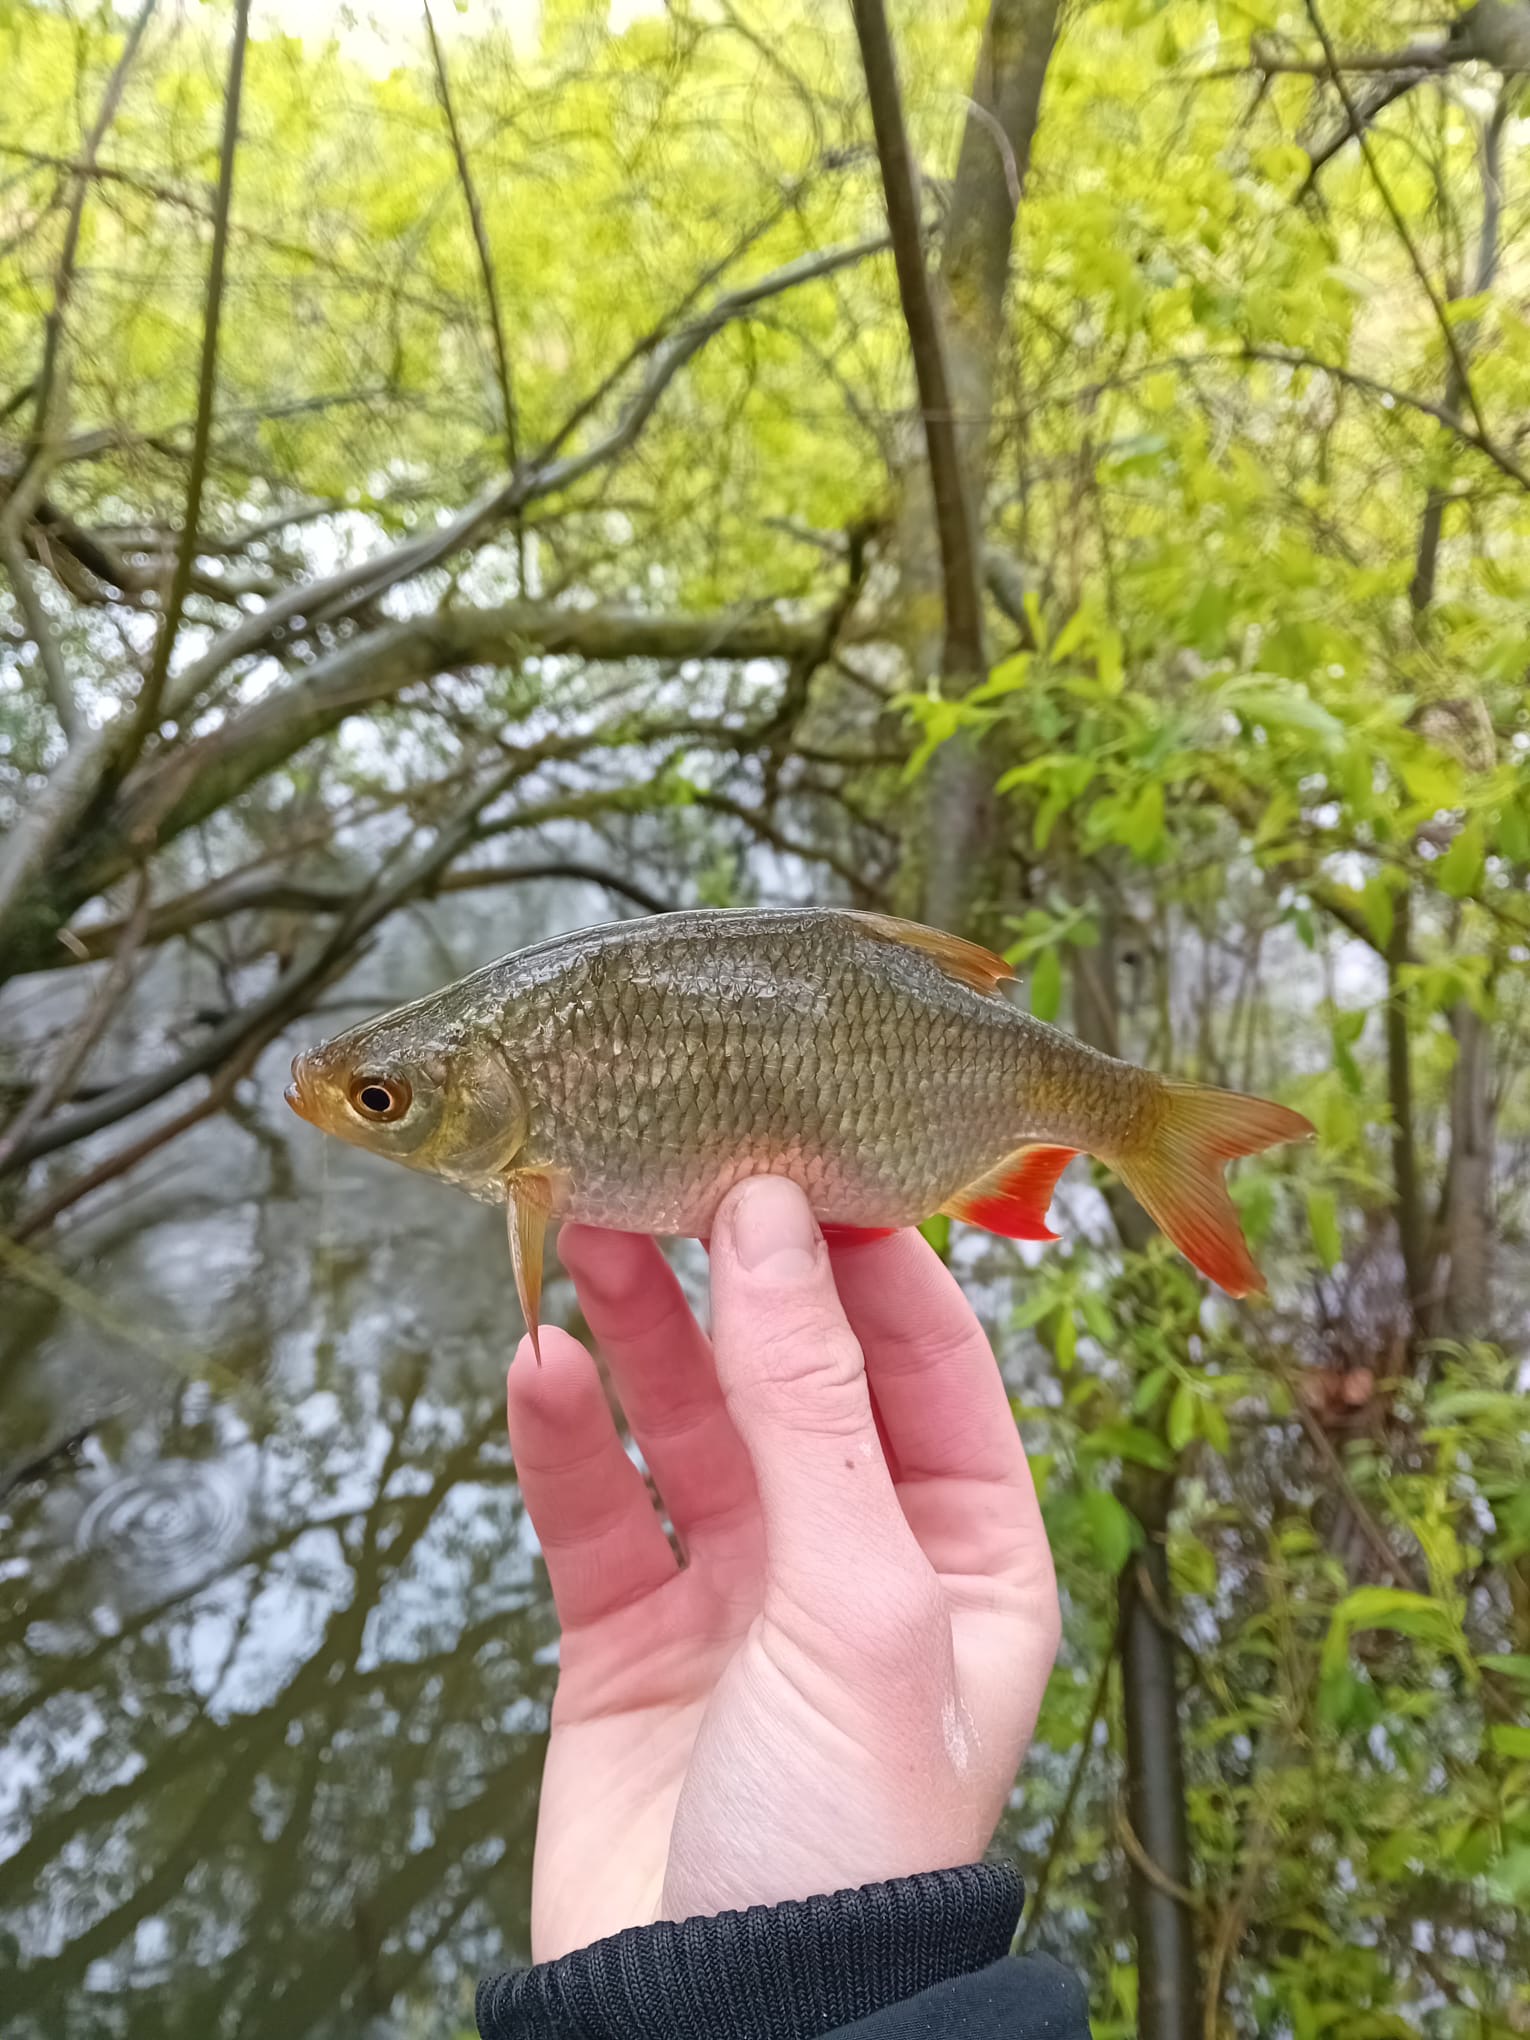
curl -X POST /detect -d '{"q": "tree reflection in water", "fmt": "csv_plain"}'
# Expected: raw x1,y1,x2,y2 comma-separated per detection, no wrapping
1,1342,556,2038
0,899,613,2038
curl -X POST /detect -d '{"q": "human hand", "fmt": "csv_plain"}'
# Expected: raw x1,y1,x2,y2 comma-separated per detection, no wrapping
506,1177,1061,1962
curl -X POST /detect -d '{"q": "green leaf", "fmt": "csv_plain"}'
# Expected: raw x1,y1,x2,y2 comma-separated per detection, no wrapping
1030,944,1063,1022
1081,1422,1177,1471
918,1212,951,1258
1497,797,1530,865
1116,780,1165,860
1200,1398,1230,1455
1081,1489,1140,1575
1223,677,1345,746
1436,818,1485,900
1096,624,1124,693
1487,1845,1530,1902
1133,1364,1172,1414
1320,1586,1465,1686
1167,1380,1199,1451
1307,1186,1341,1270
1053,1303,1077,1371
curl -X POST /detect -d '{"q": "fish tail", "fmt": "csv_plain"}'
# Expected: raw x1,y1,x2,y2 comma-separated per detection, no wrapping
1109,1080,1313,1298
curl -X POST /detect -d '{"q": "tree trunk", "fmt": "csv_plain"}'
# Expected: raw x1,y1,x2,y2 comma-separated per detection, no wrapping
1072,912,1205,2040
888,0,1060,937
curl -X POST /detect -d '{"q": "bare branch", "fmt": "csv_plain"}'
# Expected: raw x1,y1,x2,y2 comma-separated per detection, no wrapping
4,750,534,1171
24,0,158,468
0,877,151,1169
850,0,986,680
162,231,889,722
1411,84,1510,612
49,858,674,964
1302,0,1490,445
1047,347,1530,494
125,0,251,760
0,531,80,737
422,1,522,490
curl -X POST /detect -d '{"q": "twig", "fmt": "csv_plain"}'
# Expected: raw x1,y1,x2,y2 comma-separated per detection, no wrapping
44,858,674,964
849,0,987,680
1044,347,1530,495
1020,1632,1117,1949
0,530,79,738
126,0,251,758
5,751,544,1170
11,1028,268,1239
160,230,888,721
0,874,150,1169
421,0,523,583
25,0,158,467
1116,1808,1202,1911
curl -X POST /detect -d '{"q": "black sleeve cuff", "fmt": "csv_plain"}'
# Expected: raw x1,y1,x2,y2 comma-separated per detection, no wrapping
476,1861,1025,2040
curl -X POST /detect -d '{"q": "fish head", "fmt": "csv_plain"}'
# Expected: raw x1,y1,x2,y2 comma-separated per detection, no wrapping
285,1005,528,1191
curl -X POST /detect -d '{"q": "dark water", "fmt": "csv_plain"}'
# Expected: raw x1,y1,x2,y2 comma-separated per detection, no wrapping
0,885,1047,2038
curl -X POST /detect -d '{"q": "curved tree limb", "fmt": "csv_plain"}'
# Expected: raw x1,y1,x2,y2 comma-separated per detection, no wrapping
160,230,889,723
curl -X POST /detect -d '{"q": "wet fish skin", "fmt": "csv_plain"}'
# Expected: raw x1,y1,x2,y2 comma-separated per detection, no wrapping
286,907,1313,1343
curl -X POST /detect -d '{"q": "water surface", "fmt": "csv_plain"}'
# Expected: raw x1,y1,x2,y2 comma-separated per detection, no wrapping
0,884,1044,2037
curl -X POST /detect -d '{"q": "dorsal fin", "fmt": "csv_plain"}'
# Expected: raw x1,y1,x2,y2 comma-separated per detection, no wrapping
850,912,1014,997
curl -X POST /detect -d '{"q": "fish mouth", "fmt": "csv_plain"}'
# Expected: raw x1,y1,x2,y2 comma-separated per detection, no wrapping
284,1054,317,1124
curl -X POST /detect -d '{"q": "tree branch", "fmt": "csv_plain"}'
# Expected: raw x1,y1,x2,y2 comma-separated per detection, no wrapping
4,751,535,1171
45,858,674,965
1302,0,1490,444
125,0,250,760
422,1,522,500
161,231,888,722
24,0,158,470
1,529,80,737
850,0,987,681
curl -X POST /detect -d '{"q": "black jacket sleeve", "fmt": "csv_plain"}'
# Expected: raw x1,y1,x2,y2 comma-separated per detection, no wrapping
475,1862,1092,2039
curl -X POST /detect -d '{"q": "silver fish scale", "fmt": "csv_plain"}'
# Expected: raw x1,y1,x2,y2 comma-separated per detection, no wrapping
480,909,1153,1235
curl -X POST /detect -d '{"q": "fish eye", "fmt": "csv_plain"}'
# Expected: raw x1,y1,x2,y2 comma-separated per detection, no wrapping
348,1074,412,1123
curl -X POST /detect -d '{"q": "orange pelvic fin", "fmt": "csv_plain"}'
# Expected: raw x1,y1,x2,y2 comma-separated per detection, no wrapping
821,1223,898,1247
850,912,1015,997
942,1144,1080,1242
1113,1082,1314,1297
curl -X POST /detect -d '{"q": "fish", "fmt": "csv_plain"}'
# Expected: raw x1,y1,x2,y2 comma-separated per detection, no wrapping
284,907,1313,1353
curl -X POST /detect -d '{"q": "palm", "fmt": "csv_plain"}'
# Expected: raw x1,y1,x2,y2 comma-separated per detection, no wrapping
507,1202,1059,1964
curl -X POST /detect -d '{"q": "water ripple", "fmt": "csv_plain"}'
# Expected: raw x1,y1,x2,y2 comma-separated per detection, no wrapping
75,1459,246,1594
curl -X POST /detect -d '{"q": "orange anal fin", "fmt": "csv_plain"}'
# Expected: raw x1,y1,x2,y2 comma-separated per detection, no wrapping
821,1224,898,1247
942,1145,1079,1243
849,911,1015,997
1113,1082,1314,1299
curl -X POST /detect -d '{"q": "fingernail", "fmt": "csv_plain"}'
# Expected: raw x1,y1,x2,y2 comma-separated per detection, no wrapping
730,1177,819,1276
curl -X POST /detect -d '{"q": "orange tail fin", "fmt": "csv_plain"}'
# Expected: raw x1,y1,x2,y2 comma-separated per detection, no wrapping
1112,1082,1313,1297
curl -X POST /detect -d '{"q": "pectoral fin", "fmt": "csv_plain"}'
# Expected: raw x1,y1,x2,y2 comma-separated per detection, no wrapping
507,1172,555,1362
942,1144,1080,1242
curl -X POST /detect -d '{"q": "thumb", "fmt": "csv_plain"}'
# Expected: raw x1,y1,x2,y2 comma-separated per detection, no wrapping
708,1177,925,1614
